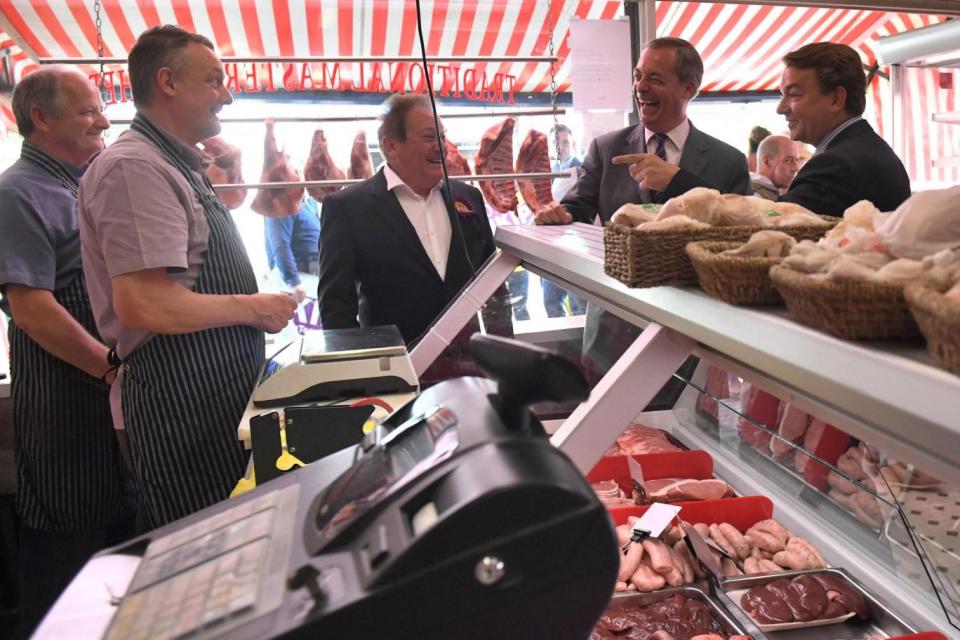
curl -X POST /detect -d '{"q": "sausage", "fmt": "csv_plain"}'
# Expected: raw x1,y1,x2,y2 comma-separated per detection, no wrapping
642,539,674,575
743,557,761,574
630,561,666,592
745,519,788,553
773,549,810,570
758,558,783,573
708,524,738,558
615,524,632,547
618,538,645,581
718,522,751,559
693,522,711,538
674,540,705,580
786,537,827,568
671,545,695,584
614,580,628,592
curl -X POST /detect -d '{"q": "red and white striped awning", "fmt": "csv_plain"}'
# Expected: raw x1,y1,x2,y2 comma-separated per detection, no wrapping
0,1,956,182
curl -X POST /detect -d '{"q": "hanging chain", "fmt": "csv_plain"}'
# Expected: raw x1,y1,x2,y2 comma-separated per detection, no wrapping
94,0,107,103
548,5,561,168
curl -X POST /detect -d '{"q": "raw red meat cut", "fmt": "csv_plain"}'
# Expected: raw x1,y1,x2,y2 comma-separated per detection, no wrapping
591,594,726,639
742,573,869,625
303,129,346,202
644,478,734,502
347,130,374,180
770,403,809,458
444,139,472,176
613,424,683,456
200,136,247,209
475,117,518,212
251,120,304,218
515,129,553,210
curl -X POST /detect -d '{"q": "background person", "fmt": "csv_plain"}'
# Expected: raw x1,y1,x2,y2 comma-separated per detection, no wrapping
751,134,800,200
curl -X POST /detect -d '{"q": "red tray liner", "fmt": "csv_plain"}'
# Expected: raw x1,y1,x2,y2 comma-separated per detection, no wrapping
608,495,775,531
801,420,853,491
588,450,714,494
738,387,780,448
888,634,948,640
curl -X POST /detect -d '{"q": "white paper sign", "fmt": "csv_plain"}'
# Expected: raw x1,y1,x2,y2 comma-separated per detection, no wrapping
630,502,682,538
569,18,633,110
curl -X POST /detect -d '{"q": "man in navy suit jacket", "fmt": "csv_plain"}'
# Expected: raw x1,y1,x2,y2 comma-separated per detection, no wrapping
777,42,910,215
536,37,751,226
317,94,496,345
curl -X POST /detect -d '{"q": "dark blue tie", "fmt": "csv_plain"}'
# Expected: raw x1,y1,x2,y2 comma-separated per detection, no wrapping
649,132,669,202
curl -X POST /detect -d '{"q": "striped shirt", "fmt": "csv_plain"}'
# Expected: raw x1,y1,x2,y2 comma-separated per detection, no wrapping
815,116,863,155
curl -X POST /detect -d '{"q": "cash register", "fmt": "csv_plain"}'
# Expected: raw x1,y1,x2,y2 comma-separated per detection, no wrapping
91,335,619,640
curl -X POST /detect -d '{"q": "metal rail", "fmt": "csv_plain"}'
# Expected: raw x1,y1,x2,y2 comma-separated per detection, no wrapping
212,172,573,191
107,108,565,126
40,55,558,65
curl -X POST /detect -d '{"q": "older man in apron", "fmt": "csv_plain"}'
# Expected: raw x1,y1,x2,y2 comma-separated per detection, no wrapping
0,67,133,637
79,26,296,528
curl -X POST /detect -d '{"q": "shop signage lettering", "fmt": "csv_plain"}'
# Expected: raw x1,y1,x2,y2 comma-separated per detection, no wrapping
90,62,517,106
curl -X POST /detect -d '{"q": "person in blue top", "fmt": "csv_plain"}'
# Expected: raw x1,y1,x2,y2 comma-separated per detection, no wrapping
265,194,320,303
543,124,587,318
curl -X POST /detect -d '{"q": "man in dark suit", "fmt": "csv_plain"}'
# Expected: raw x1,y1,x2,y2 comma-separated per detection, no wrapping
317,93,496,345
536,37,751,226
777,42,910,215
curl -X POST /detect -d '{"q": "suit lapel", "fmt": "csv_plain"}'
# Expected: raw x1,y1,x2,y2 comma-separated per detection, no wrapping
443,182,474,286
369,169,442,281
678,123,709,181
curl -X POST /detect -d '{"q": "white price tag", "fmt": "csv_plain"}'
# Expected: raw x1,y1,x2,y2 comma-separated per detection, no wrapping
627,456,645,484
630,502,681,539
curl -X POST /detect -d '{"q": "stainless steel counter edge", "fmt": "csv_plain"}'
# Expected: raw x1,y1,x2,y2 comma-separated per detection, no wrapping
494,223,960,486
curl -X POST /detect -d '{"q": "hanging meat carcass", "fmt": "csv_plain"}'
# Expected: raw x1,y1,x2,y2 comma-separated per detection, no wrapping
347,131,374,180
444,139,472,176
515,129,553,210
475,117,518,213
250,120,304,218
200,136,247,209
304,129,346,202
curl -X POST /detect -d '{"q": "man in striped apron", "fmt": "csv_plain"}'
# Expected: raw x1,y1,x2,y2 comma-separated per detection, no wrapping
0,67,133,637
79,26,296,529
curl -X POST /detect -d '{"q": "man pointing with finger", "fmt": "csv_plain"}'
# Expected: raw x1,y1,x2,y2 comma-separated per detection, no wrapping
535,37,750,225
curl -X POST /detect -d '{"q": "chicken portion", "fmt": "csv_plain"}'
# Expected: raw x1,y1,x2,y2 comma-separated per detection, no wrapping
200,136,247,209
250,120,304,218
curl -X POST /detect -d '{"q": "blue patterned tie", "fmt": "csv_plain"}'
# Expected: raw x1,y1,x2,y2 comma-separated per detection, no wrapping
649,132,668,203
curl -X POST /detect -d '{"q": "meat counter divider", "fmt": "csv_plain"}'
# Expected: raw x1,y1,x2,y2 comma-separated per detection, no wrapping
408,222,960,637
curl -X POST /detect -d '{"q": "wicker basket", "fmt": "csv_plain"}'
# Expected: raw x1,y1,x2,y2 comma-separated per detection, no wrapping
905,280,960,374
604,217,837,288
769,265,919,339
685,241,784,305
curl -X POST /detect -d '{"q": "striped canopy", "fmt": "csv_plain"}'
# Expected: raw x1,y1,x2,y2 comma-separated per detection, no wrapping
0,1,956,182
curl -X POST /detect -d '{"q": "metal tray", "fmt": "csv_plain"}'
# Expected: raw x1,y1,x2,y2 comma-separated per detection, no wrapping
718,567,915,639
605,584,747,636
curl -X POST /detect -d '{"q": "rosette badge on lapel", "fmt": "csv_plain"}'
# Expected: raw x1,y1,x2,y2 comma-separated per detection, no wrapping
454,197,477,219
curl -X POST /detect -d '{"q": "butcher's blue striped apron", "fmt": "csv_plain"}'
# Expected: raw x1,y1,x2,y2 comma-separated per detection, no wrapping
121,115,263,527
11,143,129,531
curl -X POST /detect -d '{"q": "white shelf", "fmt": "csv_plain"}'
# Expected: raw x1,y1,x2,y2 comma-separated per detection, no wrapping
494,223,960,485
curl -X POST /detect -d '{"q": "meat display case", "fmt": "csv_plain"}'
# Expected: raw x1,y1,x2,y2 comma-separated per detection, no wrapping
410,221,960,638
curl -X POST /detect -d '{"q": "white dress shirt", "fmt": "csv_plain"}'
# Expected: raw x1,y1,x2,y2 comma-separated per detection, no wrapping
644,118,691,165
383,164,452,280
